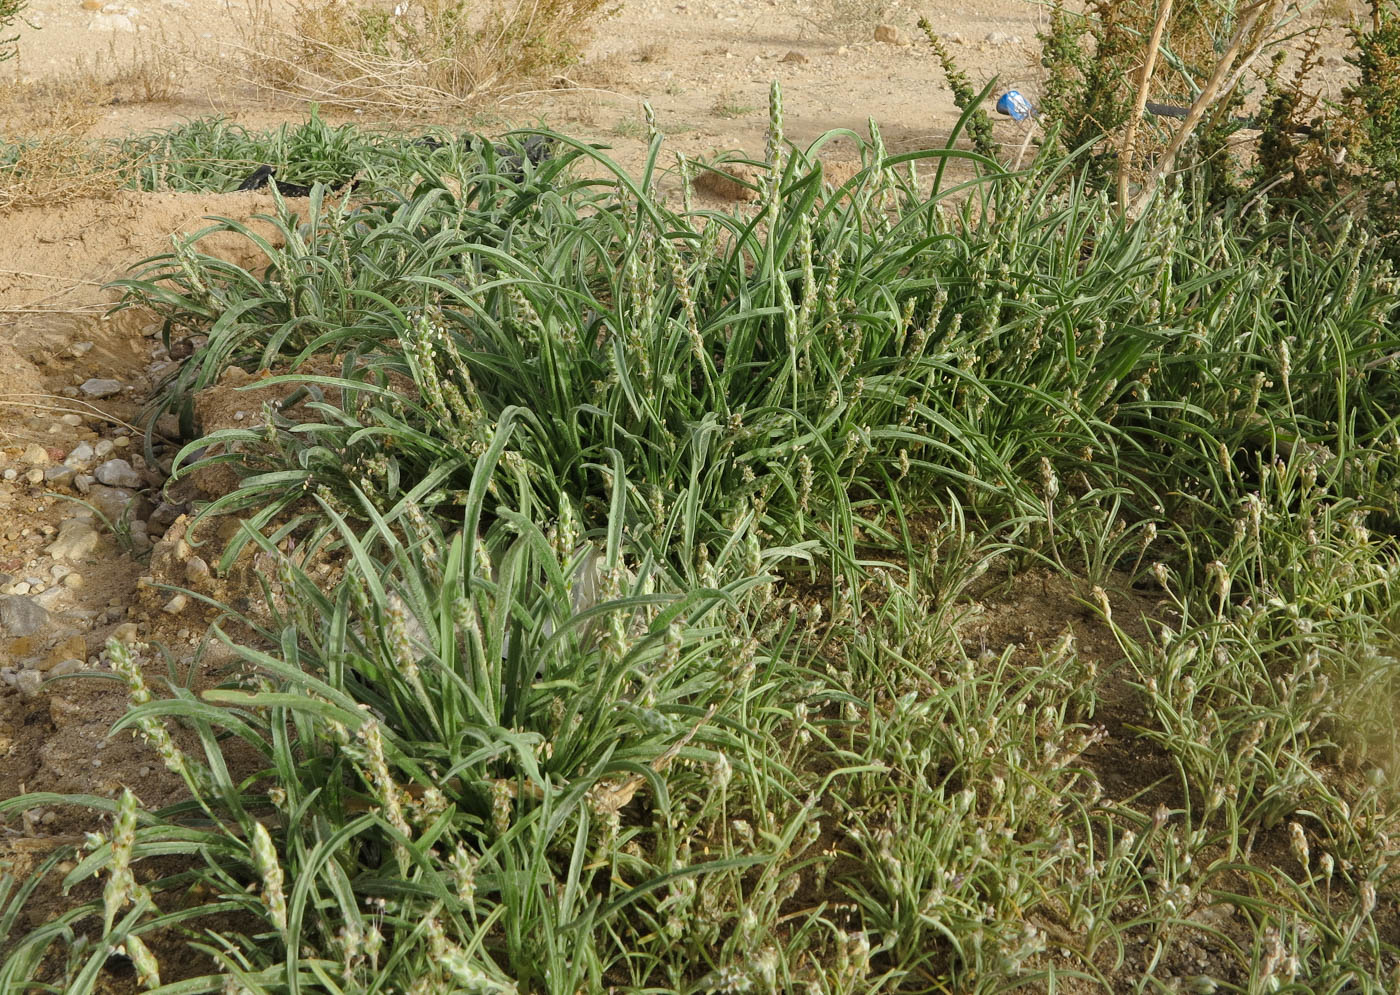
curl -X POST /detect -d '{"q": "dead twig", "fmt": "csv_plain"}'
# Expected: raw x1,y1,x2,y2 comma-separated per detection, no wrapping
1117,0,1174,213
1128,0,1285,218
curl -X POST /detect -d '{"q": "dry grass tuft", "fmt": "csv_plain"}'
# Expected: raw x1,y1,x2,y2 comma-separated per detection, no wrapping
797,0,894,40
226,0,615,115
0,36,185,210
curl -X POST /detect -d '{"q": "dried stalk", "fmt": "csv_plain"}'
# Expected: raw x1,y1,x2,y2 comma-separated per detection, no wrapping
1128,0,1285,217
1117,0,1174,213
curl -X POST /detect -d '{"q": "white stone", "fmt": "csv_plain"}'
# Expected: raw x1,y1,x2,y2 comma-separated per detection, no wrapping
15,669,41,698
46,519,102,562
21,444,50,466
95,459,142,488
80,378,123,397
66,442,95,465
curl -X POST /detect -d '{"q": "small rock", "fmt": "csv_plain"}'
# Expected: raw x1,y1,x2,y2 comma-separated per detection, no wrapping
69,341,95,357
87,484,150,524
62,572,84,590
44,466,77,488
162,593,189,615
25,468,44,485
15,669,41,698
2,469,15,482
148,501,183,533
74,474,95,494
95,459,142,488
20,443,50,467
47,658,85,678
65,442,95,466
114,436,130,448
111,622,140,644
80,378,123,398
6,582,31,596
184,556,211,588
984,30,1020,45
94,439,114,458
60,414,83,427
46,519,102,562
129,522,152,553
874,24,903,44
0,595,48,637
780,49,808,63
33,587,67,610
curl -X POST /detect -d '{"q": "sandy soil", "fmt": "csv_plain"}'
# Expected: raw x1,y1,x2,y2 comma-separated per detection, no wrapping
0,0,1370,987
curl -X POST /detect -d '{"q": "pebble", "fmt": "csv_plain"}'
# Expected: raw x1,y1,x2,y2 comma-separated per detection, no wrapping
25,468,43,485
60,414,83,427
162,593,189,614
779,49,808,64
984,31,1021,45
129,521,152,553
62,572,84,589
46,519,101,562
111,622,140,644
15,669,41,698
6,581,31,595
0,595,47,637
148,501,183,533
184,556,211,588
114,436,130,448
80,378,123,398
69,341,94,357
95,439,114,458
2,469,15,482
874,24,903,45
44,466,77,488
74,474,95,494
87,484,148,524
20,443,50,467
33,588,67,610
94,459,142,489
65,442,95,466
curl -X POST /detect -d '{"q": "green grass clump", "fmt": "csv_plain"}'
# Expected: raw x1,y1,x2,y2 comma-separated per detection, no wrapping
3,84,1400,992
110,111,494,194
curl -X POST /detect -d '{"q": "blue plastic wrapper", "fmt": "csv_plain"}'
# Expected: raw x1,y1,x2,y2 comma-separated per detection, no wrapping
995,90,1034,121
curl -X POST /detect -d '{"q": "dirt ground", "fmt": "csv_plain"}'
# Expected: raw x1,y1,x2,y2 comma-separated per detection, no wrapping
0,0,1371,986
